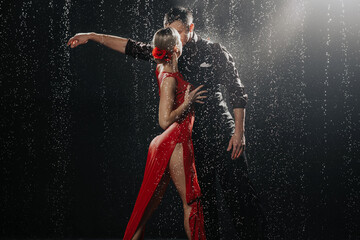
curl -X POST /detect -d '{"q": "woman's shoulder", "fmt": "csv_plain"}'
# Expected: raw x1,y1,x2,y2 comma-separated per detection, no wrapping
157,70,181,84
158,73,177,90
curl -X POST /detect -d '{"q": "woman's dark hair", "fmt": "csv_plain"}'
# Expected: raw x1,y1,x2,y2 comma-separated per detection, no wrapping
163,7,193,27
152,27,181,64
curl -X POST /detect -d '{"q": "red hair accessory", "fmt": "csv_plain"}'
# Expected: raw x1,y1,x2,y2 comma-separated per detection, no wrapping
152,47,171,61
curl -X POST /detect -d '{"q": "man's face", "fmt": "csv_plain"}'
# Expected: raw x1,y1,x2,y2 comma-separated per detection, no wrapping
165,20,193,46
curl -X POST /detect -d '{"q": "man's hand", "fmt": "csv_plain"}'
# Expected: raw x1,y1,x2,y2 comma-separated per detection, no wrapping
227,132,245,160
67,33,93,48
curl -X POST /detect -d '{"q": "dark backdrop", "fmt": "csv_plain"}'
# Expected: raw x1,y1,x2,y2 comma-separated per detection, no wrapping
1,0,360,239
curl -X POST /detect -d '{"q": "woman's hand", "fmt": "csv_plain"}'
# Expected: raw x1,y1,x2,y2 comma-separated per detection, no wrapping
67,33,94,48
184,85,207,105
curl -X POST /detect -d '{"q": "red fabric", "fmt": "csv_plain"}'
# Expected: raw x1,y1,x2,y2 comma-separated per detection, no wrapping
123,70,206,240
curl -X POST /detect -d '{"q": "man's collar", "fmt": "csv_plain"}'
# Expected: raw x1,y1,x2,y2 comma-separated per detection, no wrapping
181,32,200,59
184,32,199,51
188,32,199,44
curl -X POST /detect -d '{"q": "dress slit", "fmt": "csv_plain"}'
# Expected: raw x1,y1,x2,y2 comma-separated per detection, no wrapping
123,124,181,239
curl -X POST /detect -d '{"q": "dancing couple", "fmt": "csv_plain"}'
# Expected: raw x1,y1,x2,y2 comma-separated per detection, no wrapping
68,7,265,240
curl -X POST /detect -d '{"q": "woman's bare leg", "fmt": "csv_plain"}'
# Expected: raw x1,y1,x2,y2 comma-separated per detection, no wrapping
169,143,192,239
131,169,171,240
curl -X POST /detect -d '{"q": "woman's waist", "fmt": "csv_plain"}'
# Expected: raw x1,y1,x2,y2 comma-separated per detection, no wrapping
162,120,193,137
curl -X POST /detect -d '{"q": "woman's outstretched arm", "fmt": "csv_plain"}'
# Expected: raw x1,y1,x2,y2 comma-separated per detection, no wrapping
158,77,206,130
67,32,128,53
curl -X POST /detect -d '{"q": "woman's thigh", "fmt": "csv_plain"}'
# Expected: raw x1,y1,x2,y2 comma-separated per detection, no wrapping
168,143,187,203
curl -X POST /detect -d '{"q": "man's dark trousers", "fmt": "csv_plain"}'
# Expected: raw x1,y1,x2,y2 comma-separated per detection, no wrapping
193,133,265,240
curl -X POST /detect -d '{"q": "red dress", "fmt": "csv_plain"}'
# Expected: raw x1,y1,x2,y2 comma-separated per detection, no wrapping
123,70,206,240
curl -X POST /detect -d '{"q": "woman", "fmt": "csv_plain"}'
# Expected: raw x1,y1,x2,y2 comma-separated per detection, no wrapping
123,27,207,240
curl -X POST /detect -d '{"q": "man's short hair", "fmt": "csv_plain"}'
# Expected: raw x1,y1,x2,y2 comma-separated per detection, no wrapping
163,7,193,27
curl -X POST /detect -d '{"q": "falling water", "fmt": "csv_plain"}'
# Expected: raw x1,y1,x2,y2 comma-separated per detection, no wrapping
48,0,73,235
338,0,360,237
1,0,360,239
297,1,309,237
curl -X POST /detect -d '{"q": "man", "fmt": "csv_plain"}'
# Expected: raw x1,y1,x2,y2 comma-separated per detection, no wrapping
68,7,264,240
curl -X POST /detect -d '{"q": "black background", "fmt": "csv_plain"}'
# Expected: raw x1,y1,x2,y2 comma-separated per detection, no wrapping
1,0,360,239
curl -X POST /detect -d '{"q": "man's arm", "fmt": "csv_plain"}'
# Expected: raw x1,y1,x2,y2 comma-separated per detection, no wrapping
67,32,153,61
214,43,248,109
215,43,248,159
